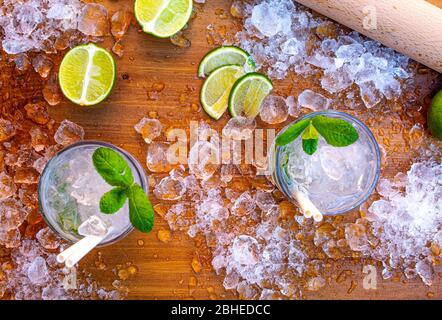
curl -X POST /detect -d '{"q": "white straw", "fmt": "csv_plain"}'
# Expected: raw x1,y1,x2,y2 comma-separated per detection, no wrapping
64,235,104,268
57,230,110,267
294,191,323,222
57,235,104,266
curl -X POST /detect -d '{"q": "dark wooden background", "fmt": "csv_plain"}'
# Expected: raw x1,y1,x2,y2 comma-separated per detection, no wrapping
47,0,442,299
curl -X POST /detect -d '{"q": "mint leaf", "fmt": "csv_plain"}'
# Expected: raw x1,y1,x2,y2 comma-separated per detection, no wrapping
276,119,311,146
57,200,79,233
312,115,359,147
127,184,154,233
302,138,318,155
92,147,134,187
301,124,319,155
302,123,319,140
100,187,127,214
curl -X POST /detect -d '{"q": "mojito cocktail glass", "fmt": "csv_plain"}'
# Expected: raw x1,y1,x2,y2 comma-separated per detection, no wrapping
38,141,148,246
269,111,381,215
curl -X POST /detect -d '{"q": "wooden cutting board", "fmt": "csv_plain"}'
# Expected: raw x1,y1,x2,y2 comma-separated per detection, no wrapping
47,0,442,299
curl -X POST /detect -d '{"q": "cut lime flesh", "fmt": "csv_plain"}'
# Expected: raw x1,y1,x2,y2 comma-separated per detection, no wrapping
228,72,273,118
59,44,116,106
198,46,255,77
200,65,245,120
135,0,193,38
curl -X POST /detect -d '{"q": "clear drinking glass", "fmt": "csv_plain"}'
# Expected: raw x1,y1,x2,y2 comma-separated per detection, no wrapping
268,111,381,215
38,141,148,246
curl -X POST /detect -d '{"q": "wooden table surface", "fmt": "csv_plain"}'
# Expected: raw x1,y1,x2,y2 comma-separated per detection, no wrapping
46,0,442,300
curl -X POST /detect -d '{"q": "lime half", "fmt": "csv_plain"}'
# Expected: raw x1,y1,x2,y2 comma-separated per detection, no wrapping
228,72,273,118
135,0,193,38
200,65,245,120
198,46,255,78
428,89,442,140
59,44,116,106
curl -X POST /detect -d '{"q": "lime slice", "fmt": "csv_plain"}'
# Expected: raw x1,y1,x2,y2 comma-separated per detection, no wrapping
228,72,273,118
198,46,255,78
135,0,193,38
200,65,245,120
59,44,116,106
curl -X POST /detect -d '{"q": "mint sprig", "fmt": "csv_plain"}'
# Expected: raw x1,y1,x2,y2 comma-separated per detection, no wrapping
276,115,359,155
93,147,154,233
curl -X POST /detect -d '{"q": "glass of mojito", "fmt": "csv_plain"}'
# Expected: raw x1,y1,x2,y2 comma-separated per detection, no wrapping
38,141,149,246
269,111,381,215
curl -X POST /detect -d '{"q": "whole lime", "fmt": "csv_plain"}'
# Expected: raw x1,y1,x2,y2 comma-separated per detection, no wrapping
428,90,442,140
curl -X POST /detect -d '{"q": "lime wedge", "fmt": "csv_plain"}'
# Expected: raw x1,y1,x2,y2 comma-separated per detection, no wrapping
198,46,255,78
228,72,273,118
200,65,245,120
135,0,193,38
59,44,116,106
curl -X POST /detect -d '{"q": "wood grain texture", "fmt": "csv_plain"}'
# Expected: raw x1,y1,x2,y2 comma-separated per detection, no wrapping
47,0,442,300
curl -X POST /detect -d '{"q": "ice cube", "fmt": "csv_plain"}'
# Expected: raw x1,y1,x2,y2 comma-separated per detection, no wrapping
321,39,339,53
12,54,31,73
54,120,85,146
321,68,353,93
0,118,16,142
286,95,300,117
259,95,289,124
47,3,76,20
0,172,16,200
170,32,191,48
134,117,162,144
0,228,21,248
335,43,365,61
223,271,240,290
416,260,433,286
359,81,382,108
255,190,276,212
146,142,176,173
188,141,219,180
32,54,53,78
112,41,124,58
27,256,49,285
344,223,368,251
78,215,108,237
250,2,291,37
43,73,62,106
24,103,50,125
231,191,256,217
298,90,330,111
0,199,26,231
319,146,346,181
13,5,43,35
282,38,303,55
36,227,60,250
231,235,260,265
154,176,186,201
110,10,132,40
78,3,109,37
30,126,48,152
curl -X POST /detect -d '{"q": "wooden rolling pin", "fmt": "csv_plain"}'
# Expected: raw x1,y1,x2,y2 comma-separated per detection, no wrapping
295,0,442,73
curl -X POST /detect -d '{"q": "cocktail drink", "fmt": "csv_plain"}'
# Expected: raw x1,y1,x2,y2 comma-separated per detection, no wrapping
38,141,148,246
269,111,381,215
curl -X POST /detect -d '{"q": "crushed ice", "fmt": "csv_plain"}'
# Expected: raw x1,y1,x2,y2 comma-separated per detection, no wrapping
235,0,412,109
